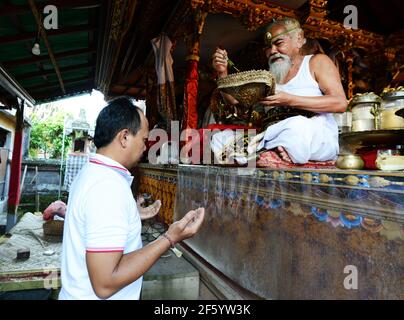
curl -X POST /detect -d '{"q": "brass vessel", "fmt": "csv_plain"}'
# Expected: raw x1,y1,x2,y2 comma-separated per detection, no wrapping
335,154,365,170
380,87,404,130
348,92,381,132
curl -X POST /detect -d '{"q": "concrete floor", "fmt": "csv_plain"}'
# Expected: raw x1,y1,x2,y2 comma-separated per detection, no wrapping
140,222,201,300
142,248,199,300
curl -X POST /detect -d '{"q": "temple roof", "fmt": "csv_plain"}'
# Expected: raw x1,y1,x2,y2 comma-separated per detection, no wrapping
0,0,108,105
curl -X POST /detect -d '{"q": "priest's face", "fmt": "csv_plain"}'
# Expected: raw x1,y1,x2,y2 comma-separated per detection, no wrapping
265,25,298,83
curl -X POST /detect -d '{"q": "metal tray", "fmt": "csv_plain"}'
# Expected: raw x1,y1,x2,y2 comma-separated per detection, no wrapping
340,129,404,148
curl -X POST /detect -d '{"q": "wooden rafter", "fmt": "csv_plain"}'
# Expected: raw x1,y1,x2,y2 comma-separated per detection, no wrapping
4,48,96,69
0,0,101,16
17,63,94,81
0,0,107,104
28,75,94,92
32,83,93,102
0,24,96,45
8,13,50,85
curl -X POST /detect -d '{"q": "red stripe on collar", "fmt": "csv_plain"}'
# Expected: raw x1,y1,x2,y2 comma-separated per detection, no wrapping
89,158,129,174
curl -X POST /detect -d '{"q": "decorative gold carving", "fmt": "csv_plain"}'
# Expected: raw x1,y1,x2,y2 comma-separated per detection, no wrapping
302,173,313,183
181,1,209,61
290,202,309,217
300,0,384,53
285,172,297,180
310,0,328,9
304,26,383,51
272,171,281,179
319,174,332,183
328,210,340,218
184,31,201,61
361,217,383,233
191,0,383,52
195,8,208,35
191,0,296,31
380,220,404,241
139,175,177,225
384,48,397,62
110,0,132,42
346,54,354,99
344,175,359,186
185,54,200,61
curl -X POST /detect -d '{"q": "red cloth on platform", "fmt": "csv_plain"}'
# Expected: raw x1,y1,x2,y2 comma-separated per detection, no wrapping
356,148,389,170
257,150,336,169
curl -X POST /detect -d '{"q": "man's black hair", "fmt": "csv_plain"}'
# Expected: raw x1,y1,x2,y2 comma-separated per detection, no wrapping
94,96,143,149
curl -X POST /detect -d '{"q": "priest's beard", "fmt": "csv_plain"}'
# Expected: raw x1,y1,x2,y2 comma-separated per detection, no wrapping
269,54,292,84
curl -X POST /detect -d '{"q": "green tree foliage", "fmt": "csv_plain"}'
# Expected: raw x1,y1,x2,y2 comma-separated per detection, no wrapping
29,111,72,159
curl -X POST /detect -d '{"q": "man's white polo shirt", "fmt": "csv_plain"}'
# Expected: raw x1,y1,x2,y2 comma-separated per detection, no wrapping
59,153,142,300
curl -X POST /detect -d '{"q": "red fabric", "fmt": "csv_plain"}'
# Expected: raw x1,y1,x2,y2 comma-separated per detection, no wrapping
43,200,67,221
356,148,389,170
257,150,336,169
182,60,199,130
8,130,23,209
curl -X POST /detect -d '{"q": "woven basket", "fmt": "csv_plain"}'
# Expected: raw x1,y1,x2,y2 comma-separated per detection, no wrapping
216,70,275,107
43,220,64,237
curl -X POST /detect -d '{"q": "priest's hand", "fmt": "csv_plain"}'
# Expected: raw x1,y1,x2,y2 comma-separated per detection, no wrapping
212,48,228,78
259,91,293,107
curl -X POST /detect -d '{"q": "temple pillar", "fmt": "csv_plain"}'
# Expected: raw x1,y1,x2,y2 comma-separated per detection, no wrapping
6,99,24,231
181,7,208,131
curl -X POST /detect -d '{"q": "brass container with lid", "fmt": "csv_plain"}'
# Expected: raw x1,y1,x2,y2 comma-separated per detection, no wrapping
380,87,404,130
348,92,381,132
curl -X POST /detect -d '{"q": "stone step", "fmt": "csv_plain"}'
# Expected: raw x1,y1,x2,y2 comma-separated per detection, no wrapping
141,248,199,300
